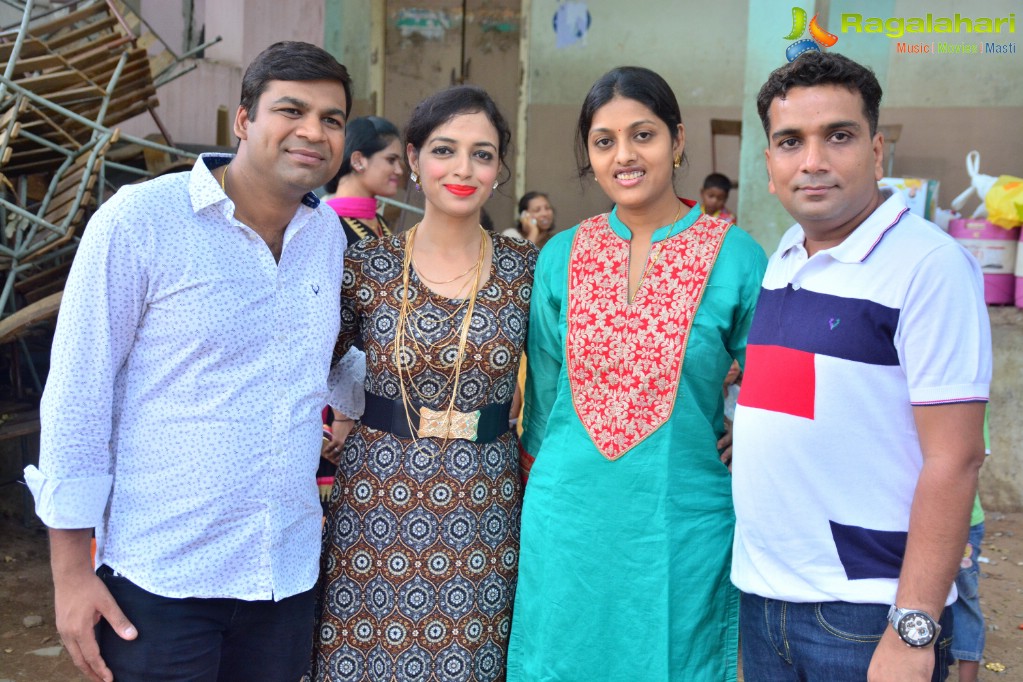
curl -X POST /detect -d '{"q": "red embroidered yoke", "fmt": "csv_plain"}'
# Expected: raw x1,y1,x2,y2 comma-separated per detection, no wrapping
566,211,730,460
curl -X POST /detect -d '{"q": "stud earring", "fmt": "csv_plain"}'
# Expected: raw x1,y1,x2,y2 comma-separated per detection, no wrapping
353,164,363,172
673,154,681,169
410,171,420,191
492,181,499,190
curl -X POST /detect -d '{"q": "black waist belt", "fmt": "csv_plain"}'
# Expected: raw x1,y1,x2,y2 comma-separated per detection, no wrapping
361,391,512,443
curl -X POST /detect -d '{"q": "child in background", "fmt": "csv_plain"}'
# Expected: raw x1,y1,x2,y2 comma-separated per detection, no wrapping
700,172,736,224
951,407,990,682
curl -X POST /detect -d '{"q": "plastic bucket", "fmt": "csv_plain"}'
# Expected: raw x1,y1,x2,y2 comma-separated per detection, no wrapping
948,218,1020,305
1016,228,1023,307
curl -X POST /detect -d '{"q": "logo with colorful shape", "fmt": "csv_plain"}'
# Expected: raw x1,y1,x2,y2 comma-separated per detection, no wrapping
784,7,839,61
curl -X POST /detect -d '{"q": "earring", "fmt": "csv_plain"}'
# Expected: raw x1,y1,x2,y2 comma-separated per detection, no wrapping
492,181,499,190
673,154,681,169
353,164,363,172
410,171,420,191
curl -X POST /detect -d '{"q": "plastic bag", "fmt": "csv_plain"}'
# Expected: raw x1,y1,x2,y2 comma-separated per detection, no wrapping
985,176,1023,229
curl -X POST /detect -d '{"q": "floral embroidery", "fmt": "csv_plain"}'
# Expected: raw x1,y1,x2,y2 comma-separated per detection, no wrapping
566,212,729,460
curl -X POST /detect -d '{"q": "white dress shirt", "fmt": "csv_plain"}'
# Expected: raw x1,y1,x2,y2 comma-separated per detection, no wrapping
25,154,351,600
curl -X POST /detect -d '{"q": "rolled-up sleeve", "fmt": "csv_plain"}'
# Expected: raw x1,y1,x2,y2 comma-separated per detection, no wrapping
25,190,148,529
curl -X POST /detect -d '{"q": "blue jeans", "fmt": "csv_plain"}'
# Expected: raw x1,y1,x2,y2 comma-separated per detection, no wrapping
96,565,316,682
951,522,986,661
740,592,953,681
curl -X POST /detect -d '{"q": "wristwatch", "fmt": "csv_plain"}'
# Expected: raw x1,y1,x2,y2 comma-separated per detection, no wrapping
887,605,941,647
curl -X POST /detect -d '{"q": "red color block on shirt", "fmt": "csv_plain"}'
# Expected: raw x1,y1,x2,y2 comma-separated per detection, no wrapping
739,344,816,420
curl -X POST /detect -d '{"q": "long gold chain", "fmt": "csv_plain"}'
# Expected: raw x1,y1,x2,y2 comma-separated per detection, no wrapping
394,224,488,447
630,199,685,303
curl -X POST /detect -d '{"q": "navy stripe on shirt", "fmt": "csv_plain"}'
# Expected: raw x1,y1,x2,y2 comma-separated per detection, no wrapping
748,286,901,366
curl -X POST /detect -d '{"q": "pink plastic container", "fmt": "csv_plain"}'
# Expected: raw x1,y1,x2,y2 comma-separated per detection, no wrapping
948,218,1020,305
1016,228,1023,308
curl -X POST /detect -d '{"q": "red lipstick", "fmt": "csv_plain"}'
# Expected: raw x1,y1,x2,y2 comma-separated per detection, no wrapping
445,184,477,197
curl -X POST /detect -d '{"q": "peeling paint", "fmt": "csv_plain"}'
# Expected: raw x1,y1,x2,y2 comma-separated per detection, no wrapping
395,8,451,40
478,9,519,34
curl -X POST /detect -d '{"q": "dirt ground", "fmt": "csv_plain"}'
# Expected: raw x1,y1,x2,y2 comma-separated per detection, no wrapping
2,513,1022,681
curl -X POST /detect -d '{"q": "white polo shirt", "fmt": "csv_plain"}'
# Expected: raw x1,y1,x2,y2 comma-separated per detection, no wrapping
731,192,991,605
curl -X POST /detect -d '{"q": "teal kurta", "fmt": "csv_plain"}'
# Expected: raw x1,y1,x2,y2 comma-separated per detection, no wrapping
507,203,767,681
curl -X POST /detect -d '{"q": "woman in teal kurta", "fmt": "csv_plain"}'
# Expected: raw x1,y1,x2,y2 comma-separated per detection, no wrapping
507,67,767,681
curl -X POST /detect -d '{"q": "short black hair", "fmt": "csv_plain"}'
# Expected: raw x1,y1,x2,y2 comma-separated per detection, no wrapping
240,41,352,121
325,116,400,193
757,52,882,138
702,173,732,193
404,85,512,185
576,66,686,178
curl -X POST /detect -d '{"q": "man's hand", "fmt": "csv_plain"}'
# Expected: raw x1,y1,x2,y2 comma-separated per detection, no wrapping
717,428,733,471
50,529,136,682
867,627,935,681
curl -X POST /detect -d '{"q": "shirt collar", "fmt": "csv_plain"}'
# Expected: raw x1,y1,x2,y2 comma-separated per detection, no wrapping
780,189,910,263
189,153,322,213
608,198,702,242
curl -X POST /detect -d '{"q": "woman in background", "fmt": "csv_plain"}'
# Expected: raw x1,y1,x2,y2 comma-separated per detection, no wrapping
324,115,403,244
503,191,555,248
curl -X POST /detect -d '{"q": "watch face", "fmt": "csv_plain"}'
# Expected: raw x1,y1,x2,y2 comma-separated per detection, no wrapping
897,612,936,647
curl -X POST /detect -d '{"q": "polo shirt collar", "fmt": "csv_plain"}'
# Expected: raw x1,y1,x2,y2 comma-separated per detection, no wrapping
781,190,911,264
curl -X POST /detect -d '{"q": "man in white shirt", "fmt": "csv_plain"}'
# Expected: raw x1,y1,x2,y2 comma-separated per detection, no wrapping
24,41,352,682
732,52,990,682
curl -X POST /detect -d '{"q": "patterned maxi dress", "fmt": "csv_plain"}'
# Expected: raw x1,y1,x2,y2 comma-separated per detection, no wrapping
312,232,537,682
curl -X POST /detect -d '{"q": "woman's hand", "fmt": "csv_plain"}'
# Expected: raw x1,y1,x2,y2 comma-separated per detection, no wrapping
322,413,356,464
519,212,540,243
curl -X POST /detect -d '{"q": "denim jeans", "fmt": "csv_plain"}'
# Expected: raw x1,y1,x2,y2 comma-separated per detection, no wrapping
740,591,954,681
951,522,986,661
96,565,316,682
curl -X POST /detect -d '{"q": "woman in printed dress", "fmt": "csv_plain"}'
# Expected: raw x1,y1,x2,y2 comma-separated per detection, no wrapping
312,85,536,682
506,67,767,681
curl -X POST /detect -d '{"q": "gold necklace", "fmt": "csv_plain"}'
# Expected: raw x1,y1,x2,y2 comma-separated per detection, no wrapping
630,200,685,303
220,165,228,192
413,259,479,285
393,224,488,448
411,227,486,285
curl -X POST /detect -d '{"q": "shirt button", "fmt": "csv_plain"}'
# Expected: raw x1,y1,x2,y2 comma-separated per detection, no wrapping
792,282,802,291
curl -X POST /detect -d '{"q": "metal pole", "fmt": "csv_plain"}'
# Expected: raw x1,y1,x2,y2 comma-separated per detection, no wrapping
0,0,34,104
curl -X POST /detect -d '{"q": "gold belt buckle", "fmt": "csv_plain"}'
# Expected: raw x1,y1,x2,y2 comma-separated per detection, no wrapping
418,406,481,441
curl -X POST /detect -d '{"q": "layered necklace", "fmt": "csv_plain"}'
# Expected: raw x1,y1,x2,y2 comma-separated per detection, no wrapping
394,223,488,443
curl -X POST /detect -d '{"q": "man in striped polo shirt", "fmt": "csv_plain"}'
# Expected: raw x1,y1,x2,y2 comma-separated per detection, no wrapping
732,52,991,682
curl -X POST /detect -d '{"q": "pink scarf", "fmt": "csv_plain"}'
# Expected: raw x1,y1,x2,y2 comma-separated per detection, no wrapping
326,196,377,220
